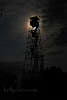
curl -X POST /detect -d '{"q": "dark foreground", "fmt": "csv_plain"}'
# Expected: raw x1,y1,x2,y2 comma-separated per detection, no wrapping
0,66,66,97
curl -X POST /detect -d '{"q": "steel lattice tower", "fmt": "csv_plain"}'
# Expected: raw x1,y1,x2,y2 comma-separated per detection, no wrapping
24,16,44,72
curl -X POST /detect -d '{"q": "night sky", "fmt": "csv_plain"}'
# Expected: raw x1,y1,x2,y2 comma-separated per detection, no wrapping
0,0,67,71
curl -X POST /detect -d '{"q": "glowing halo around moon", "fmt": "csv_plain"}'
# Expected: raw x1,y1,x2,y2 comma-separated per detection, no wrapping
25,15,41,31
24,11,43,37
26,18,32,30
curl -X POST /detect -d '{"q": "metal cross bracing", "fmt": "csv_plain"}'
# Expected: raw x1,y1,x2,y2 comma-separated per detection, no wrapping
24,28,44,72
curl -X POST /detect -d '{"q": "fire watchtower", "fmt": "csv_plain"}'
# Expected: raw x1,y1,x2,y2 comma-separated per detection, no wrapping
24,16,44,72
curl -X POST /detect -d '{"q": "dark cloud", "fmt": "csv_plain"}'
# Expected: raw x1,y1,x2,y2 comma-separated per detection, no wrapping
55,26,67,45
48,0,66,24
0,0,67,71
